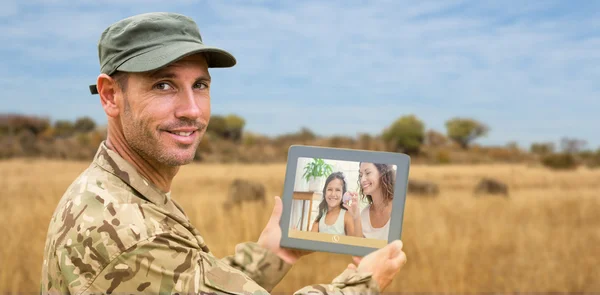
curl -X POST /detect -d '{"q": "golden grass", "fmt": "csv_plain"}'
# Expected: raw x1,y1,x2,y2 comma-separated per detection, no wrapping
1,159,599,293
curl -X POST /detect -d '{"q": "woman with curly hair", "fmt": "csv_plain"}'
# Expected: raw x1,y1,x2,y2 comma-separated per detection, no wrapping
343,162,395,240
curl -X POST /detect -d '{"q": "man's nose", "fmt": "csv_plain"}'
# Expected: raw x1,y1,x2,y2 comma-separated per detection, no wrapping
175,89,203,120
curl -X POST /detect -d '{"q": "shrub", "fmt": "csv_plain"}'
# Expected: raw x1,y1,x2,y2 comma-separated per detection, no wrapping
74,116,96,133
224,114,246,142
0,114,50,136
425,130,448,147
53,120,75,138
327,136,355,148
382,114,425,155
530,142,554,155
207,115,228,138
541,153,578,170
580,149,600,169
445,117,489,149
435,150,451,164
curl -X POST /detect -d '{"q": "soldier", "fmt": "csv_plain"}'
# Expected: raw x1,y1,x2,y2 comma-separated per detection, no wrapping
40,12,407,294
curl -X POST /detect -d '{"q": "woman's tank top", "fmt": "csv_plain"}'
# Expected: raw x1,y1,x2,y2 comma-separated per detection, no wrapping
318,209,346,235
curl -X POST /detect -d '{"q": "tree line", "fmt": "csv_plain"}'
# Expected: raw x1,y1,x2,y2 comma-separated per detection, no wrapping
0,113,598,169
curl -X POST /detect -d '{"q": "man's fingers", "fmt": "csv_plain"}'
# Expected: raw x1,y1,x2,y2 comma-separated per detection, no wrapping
268,196,283,225
352,256,362,265
389,250,407,270
387,240,403,258
347,263,357,270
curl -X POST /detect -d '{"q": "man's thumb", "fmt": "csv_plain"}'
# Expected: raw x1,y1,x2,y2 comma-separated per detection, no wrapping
268,196,283,225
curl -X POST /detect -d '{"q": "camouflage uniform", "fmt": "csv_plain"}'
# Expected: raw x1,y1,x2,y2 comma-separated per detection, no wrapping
40,142,379,294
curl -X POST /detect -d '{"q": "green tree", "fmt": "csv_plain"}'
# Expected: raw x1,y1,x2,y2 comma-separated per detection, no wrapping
225,114,246,142
381,114,425,155
74,116,96,133
530,142,554,155
445,118,489,149
0,114,49,136
53,120,75,138
425,129,448,147
560,137,587,154
207,115,227,138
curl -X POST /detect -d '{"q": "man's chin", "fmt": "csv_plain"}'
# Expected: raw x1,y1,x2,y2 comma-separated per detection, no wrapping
158,154,196,167
154,146,199,166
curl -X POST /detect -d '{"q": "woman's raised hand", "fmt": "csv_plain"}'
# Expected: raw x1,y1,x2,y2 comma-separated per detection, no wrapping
342,192,360,219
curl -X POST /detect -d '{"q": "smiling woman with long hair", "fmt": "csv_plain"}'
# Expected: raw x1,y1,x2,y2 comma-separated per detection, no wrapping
310,172,355,236
343,162,395,240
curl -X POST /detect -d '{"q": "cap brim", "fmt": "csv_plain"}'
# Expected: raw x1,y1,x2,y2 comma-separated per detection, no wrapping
89,41,236,95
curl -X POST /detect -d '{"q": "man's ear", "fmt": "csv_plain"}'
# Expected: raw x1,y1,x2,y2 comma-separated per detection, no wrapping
97,74,121,118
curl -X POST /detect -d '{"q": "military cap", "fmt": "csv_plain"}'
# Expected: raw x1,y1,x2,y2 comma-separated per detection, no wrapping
89,12,236,94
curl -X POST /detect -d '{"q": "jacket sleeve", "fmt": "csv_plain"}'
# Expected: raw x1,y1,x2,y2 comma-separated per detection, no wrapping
293,268,380,294
220,242,293,292
220,242,381,295
75,232,380,295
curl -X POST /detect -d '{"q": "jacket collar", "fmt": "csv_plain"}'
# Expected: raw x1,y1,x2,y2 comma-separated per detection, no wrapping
92,141,188,220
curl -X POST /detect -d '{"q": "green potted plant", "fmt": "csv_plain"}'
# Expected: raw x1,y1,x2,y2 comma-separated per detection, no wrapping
302,158,334,192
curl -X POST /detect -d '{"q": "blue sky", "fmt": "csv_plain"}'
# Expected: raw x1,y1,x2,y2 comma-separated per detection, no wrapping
1,0,598,149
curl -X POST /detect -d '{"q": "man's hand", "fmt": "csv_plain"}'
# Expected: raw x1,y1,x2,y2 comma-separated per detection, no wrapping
257,196,312,264
347,240,407,291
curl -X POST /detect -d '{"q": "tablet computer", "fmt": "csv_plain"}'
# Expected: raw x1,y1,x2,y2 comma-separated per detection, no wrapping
279,145,410,257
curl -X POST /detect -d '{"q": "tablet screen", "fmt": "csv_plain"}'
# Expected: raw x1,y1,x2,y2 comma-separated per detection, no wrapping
288,157,398,249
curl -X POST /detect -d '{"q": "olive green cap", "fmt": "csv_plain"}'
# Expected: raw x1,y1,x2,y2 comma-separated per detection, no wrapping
89,12,236,94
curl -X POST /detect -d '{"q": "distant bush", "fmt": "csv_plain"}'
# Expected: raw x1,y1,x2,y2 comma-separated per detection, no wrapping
541,153,578,170
207,115,228,138
207,114,246,142
0,114,50,136
486,147,523,163
579,149,600,169
224,114,246,143
273,127,317,146
560,137,587,154
425,130,448,147
74,116,96,133
382,114,425,155
530,142,554,155
53,120,75,138
194,133,214,161
445,117,488,149
327,135,355,148
435,150,451,164
242,132,270,147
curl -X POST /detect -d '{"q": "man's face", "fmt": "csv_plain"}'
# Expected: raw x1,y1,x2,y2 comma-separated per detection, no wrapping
118,54,211,167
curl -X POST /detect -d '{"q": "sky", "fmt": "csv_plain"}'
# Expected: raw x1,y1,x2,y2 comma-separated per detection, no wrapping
1,0,598,150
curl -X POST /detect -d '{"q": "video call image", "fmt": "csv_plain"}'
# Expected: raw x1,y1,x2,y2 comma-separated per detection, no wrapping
288,157,398,248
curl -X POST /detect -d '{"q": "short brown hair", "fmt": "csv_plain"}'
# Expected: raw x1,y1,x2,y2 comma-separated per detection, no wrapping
111,71,129,92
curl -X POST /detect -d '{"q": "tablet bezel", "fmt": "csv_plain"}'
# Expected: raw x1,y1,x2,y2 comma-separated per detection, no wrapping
279,145,410,257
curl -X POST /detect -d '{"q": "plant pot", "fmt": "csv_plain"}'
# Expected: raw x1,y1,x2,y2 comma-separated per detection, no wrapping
308,177,321,192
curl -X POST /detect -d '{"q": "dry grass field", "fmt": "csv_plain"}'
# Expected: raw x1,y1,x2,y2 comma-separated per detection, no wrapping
1,159,599,294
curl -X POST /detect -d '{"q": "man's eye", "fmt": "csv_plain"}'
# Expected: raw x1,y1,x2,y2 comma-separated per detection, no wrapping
195,82,209,89
154,82,172,90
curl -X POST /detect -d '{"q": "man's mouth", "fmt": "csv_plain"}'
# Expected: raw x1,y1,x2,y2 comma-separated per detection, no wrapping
167,130,195,137
163,128,200,144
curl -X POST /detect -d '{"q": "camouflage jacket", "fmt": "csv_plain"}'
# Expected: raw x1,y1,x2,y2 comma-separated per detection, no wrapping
40,142,379,294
